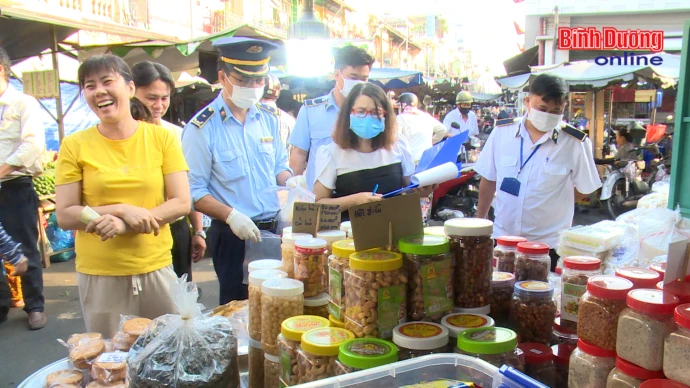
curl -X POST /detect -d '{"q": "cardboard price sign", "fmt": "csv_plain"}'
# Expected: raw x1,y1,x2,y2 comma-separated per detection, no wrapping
349,193,424,251
292,202,341,236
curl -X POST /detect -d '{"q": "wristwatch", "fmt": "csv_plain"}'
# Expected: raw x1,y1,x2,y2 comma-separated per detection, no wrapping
194,230,207,239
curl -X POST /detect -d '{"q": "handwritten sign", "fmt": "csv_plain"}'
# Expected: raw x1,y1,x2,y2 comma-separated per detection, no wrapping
292,202,341,235
349,193,424,251
22,70,60,99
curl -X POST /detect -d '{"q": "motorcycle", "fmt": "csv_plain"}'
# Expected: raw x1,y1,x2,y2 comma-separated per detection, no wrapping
431,163,491,221
598,157,650,220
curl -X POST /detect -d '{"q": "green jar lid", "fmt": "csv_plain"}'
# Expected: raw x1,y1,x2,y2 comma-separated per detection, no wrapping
398,235,450,256
338,338,398,370
456,327,518,355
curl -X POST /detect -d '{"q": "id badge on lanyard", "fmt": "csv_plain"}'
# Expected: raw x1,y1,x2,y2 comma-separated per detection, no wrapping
500,131,541,197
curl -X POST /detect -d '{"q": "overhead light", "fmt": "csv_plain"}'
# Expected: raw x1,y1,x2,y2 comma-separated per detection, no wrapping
288,0,330,40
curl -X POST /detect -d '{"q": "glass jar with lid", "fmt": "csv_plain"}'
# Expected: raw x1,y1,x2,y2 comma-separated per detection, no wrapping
335,338,398,375
552,316,578,347
248,269,288,342
444,218,494,309
294,238,328,298
663,304,690,385
278,315,330,387
281,232,313,278
392,322,449,360
296,327,355,383
515,242,551,282
304,293,329,319
607,357,666,388
569,339,616,388
510,281,557,345
552,344,575,388
560,256,602,333
518,342,555,387
455,327,524,371
577,276,633,351
494,236,527,273
616,267,663,290
489,271,515,327
441,313,494,352
616,289,679,371
261,278,305,356
344,250,408,339
399,235,453,322
328,239,356,321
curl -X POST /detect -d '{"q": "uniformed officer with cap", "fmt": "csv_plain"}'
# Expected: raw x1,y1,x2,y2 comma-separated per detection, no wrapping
181,37,292,304
474,74,601,270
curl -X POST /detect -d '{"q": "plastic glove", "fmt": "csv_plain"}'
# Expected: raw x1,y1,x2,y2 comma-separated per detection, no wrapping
226,209,261,243
286,175,307,189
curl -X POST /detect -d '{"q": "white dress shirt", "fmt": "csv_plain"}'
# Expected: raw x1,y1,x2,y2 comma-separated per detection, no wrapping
161,119,183,140
396,109,447,163
443,108,479,138
473,115,602,247
0,85,45,182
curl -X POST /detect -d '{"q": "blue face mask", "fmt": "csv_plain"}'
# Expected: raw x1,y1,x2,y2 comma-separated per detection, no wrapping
350,114,385,139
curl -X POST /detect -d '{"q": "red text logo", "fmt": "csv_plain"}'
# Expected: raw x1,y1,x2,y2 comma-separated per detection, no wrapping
558,27,664,52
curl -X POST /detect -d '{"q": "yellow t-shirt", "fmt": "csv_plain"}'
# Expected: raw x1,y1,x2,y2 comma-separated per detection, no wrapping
55,122,189,276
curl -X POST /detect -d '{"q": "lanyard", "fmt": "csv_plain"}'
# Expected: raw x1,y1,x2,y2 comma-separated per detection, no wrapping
519,136,541,175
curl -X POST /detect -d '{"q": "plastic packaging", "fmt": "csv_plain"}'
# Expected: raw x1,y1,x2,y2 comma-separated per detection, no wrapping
248,259,283,273
606,357,665,388
640,380,690,388
552,344,574,388
265,353,281,388
560,257,602,332
304,293,329,318
46,370,84,387
335,338,398,375
518,343,555,387
281,232,313,278
278,315,330,387
577,276,633,351
343,250,408,339
296,327,355,383
91,351,128,383
294,238,328,297
568,339,616,388
455,327,524,371
445,218,494,309
399,235,453,322
392,322,449,360
551,268,563,313
560,221,629,253
511,281,557,345
248,269,288,342
261,278,305,356
663,304,690,385
615,267,662,290
109,316,151,352
441,313,494,352
552,317,578,347
127,276,240,387
490,272,515,327
328,239,356,320
494,236,527,273
616,289,679,371
515,242,551,282
248,339,264,388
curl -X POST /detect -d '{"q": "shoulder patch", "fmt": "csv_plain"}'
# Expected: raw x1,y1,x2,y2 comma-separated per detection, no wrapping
303,96,329,107
257,103,279,116
496,118,516,127
561,123,587,141
190,106,215,129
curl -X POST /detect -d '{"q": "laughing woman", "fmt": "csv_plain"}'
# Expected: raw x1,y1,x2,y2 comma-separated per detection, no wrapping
54,55,191,337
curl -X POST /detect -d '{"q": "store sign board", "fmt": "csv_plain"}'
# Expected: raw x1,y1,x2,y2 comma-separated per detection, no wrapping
22,70,60,99
292,202,341,236
349,193,423,251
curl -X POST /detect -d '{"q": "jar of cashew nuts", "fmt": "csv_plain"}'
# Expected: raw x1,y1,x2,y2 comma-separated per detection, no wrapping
444,218,494,310
294,238,328,298
392,322,449,360
281,232,313,278
261,278,305,356
250,269,288,342
248,339,264,388
304,293,329,318
344,250,408,339
297,327,355,383
328,239,357,321
329,315,345,328
399,235,453,323
278,315,330,387
264,353,281,388
335,338,398,375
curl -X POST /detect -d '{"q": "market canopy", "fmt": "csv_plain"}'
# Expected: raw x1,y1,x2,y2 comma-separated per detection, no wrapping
503,46,538,77
368,68,423,89
471,93,503,102
495,73,530,91
0,15,76,61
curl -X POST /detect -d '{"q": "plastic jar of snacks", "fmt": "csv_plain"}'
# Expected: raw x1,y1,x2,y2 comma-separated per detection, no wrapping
249,269,288,342
657,280,690,304
441,313,494,352
329,315,345,329
607,357,666,388
617,289,679,371
641,380,690,388
328,239,356,321
296,327,355,383
510,281,557,345
278,315,330,387
304,293,329,318
663,304,690,385
616,267,663,290
650,262,666,277
489,272,515,327
455,327,524,371
453,305,491,315
552,344,575,388
518,342,555,387
399,235,453,322
444,218,494,309
294,238,328,298
515,242,551,282
249,259,283,273
316,230,346,254
248,339,264,388
340,222,351,238
577,276,633,351
494,236,527,273
560,256,602,333
569,339,616,388
335,338,398,375
264,353,281,388
424,226,446,237
282,233,313,278
392,322,449,360
552,316,578,347
261,278,305,356
344,250,408,339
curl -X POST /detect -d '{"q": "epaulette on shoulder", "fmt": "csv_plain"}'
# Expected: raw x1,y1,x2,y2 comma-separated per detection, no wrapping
257,103,279,116
303,96,329,107
496,118,517,127
560,122,588,142
190,106,215,129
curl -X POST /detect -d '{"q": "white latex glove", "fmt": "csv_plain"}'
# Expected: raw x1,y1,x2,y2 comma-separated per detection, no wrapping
226,210,261,243
286,175,307,189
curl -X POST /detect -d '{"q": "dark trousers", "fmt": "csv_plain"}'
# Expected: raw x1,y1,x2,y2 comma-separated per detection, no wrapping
170,218,192,281
0,177,43,316
549,249,560,272
209,220,247,305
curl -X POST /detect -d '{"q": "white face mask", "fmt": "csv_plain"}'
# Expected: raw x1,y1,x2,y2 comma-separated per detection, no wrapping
528,108,564,132
223,76,264,109
337,72,365,97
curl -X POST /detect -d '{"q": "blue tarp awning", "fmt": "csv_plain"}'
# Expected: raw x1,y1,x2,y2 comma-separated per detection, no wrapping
368,68,423,89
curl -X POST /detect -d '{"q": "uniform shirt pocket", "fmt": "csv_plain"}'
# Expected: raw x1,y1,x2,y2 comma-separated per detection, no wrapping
214,148,244,182
537,162,569,192
498,155,518,180
258,142,275,166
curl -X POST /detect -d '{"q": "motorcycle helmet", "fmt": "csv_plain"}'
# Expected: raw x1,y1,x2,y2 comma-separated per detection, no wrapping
398,93,419,111
456,91,473,105
263,73,281,100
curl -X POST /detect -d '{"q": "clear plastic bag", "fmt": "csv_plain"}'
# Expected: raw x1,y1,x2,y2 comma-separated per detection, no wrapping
559,221,630,253
127,275,240,388
636,208,690,260
244,231,282,284
264,178,316,234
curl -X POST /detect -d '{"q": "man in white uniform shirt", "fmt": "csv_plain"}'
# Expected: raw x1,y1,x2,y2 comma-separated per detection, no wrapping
443,91,479,139
474,74,601,270
396,93,447,164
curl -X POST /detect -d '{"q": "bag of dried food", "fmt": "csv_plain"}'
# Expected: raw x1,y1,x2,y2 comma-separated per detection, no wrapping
127,275,240,388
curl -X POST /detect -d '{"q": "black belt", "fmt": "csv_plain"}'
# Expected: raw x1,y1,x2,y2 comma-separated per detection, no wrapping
254,219,276,231
1,176,33,187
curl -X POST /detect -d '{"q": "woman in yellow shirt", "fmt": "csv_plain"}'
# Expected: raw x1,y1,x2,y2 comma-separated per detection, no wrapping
55,55,191,337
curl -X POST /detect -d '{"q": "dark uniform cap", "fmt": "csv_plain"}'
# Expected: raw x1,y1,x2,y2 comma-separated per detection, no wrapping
212,37,280,77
